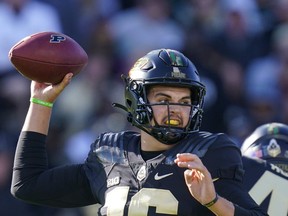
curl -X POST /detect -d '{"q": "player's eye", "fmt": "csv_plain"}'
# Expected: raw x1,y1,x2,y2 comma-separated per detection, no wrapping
155,97,169,104
180,100,191,105
159,99,169,104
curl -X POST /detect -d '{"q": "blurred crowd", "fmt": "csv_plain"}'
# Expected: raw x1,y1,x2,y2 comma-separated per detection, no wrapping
1,0,288,215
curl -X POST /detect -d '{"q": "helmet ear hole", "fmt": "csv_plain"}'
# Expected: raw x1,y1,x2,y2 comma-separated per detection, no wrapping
129,80,143,93
136,111,148,124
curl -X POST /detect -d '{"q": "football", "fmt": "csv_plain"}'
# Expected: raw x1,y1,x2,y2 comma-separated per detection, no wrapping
8,31,88,84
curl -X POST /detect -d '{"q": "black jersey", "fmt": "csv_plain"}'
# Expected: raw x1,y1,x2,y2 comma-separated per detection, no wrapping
83,130,265,215
12,131,267,216
242,156,288,216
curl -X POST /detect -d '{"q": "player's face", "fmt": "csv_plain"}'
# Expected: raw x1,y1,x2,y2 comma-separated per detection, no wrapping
147,86,192,128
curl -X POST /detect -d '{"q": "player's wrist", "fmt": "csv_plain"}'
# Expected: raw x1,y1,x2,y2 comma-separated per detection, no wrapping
203,193,219,208
30,97,53,108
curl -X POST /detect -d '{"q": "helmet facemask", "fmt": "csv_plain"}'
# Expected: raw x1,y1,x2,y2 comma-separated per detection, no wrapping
148,101,202,144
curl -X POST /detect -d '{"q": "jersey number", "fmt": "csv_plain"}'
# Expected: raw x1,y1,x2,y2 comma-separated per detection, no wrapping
249,171,288,216
104,187,178,215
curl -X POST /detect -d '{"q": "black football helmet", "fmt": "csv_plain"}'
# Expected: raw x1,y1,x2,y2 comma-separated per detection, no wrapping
241,122,288,172
113,49,206,144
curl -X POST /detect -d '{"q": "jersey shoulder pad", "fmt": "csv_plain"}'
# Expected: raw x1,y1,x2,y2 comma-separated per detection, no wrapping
92,131,139,148
180,132,236,156
89,131,140,164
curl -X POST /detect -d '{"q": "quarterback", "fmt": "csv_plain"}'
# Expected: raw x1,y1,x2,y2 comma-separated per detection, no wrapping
11,49,267,215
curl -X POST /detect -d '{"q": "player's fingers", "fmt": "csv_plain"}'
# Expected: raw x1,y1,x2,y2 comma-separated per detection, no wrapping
174,153,201,163
30,81,50,98
176,153,199,160
31,80,49,90
31,73,73,102
175,153,202,170
176,160,203,170
184,169,205,183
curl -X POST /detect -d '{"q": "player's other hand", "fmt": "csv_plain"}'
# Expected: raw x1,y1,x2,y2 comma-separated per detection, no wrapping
174,153,216,205
30,72,73,103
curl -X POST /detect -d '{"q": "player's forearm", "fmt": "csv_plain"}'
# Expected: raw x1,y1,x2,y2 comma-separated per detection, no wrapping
208,196,268,216
22,102,52,135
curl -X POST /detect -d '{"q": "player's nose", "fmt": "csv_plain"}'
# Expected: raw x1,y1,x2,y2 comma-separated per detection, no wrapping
168,104,181,113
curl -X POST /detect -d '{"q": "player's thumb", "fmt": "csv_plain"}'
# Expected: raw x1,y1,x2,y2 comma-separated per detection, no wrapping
56,73,73,89
184,169,194,186
52,73,73,98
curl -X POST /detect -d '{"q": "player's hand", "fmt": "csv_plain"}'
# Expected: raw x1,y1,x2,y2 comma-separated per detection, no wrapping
30,73,73,103
174,153,216,205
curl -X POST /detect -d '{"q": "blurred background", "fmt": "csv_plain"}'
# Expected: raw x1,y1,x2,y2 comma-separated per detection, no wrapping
0,0,287,215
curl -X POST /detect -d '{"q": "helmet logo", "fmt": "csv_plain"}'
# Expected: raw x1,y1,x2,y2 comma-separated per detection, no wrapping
268,124,279,135
129,57,149,77
267,139,281,157
168,50,186,78
169,51,184,66
171,67,186,78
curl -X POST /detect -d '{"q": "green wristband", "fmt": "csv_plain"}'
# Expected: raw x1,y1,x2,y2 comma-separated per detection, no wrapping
30,98,53,108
